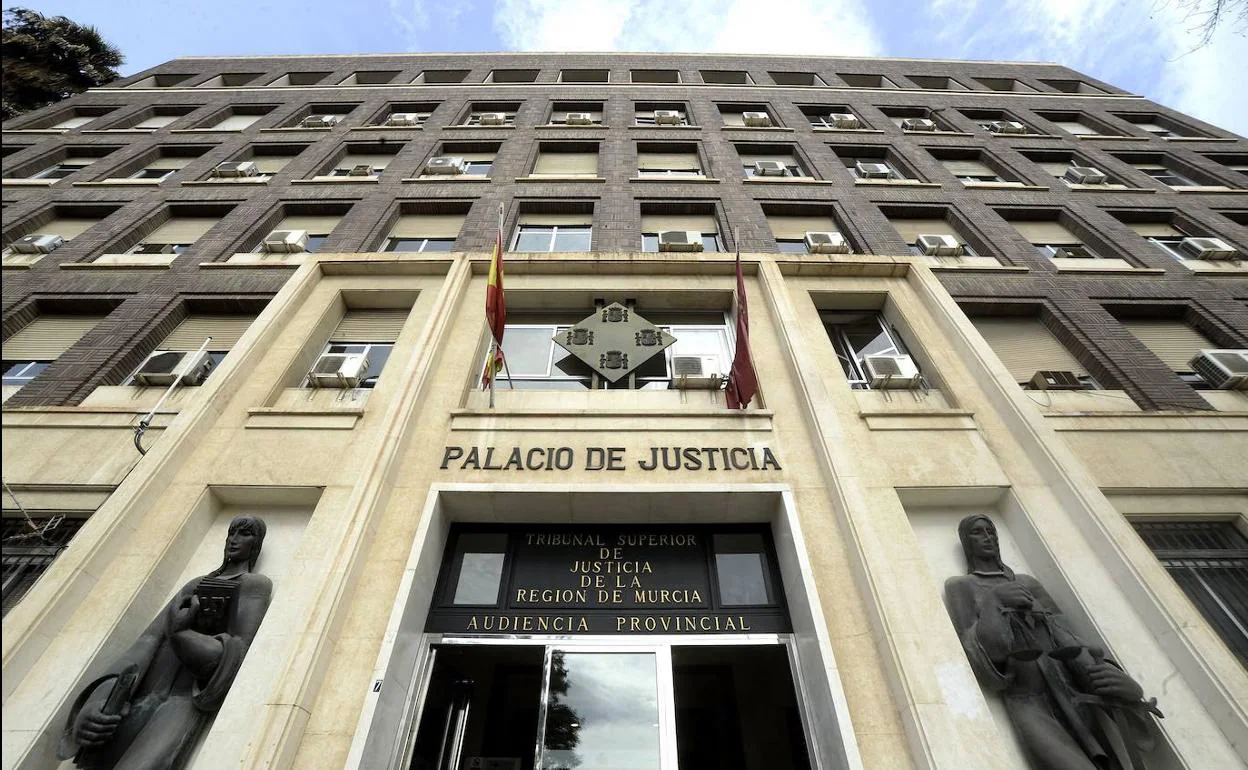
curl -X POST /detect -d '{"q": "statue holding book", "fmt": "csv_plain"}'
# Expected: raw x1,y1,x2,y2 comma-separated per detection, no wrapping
58,516,272,770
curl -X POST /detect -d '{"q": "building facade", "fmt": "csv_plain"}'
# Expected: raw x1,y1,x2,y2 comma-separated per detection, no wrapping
2,52,1247,770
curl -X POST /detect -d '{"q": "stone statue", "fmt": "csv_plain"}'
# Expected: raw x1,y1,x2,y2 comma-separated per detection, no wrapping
57,516,273,770
944,514,1163,770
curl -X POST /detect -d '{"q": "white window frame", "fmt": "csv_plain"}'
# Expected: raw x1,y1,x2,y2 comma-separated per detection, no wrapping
509,224,593,253
464,111,516,126
1035,243,1100,259
383,237,456,253
2,361,50,387
313,341,395,389
31,161,92,180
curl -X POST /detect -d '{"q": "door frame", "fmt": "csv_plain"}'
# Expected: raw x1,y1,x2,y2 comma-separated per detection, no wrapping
344,484,864,770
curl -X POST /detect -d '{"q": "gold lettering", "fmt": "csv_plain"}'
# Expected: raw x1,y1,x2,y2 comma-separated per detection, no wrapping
577,617,589,632
467,616,479,630
538,616,550,631
617,617,626,632
739,616,751,631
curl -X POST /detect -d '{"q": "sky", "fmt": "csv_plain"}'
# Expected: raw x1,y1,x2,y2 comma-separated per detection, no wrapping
13,0,1248,135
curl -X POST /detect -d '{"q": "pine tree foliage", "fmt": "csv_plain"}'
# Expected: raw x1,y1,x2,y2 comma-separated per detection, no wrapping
2,7,124,120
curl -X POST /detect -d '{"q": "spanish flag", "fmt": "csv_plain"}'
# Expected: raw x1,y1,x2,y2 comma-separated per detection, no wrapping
482,213,506,387
725,245,759,409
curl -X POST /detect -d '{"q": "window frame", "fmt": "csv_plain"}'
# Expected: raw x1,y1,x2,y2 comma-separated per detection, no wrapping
641,232,722,253
384,237,456,253
509,224,593,253
823,312,923,390
315,341,394,388
2,360,51,387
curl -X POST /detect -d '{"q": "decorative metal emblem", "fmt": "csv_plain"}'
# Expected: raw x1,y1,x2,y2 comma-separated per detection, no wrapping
552,302,676,382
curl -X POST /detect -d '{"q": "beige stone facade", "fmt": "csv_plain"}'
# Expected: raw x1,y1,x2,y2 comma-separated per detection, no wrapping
3,52,1248,770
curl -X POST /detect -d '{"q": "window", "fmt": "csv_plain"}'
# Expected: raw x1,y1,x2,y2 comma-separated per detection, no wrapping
1138,165,1200,187
413,70,469,84
324,149,396,178
738,147,808,178
263,212,342,253
128,216,219,256
339,70,400,85
1041,78,1104,94
486,69,539,84
385,210,465,251
1036,112,1112,137
765,210,850,254
559,69,608,83
1119,318,1217,384
464,105,518,126
908,75,967,90
719,105,773,128
127,73,193,88
802,106,862,130
1,315,105,391
631,69,680,84
2,516,87,616
31,159,94,180
1,212,106,259
975,77,1036,92
238,145,305,180
1116,114,1194,138
425,144,497,177
1205,154,1248,175
50,115,95,130
1021,152,1123,188
636,144,702,177
1120,221,1193,261
770,71,824,86
548,103,603,126
115,150,205,183
640,210,721,252
512,225,592,252
313,309,409,388
889,216,976,256
267,71,330,87
838,150,905,181
374,104,434,127
971,315,1098,389
1132,521,1248,666
880,107,948,132
492,312,730,390
132,112,184,130
701,70,752,85
203,106,273,131
938,155,1006,184
635,103,690,126
837,73,896,88
962,109,1032,134
823,312,921,389
532,144,599,177
196,73,263,87
127,315,255,384
1011,219,1101,259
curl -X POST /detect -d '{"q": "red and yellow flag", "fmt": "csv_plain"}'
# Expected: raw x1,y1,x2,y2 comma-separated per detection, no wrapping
482,224,506,386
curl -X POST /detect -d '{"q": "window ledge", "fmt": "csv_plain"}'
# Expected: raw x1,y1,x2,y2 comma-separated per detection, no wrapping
961,181,1049,191
927,262,1029,273
73,179,165,187
923,256,1016,271
720,126,794,132
349,125,424,131
443,124,516,130
744,177,834,185
1052,259,1163,274
1066,184,1155,193
182,178,270,186
2,255,40,269
200,253,306,268
1175,186,1240,194
536,124,607,130
628,125,701,130
1162,136,1239,143
1073,134,1145,141
853,179,941,188
81,129,157,134
401,176,492,183
259,126,336,133
859,409,977,432
245,406,365,430
1,128,68,135
169,128,246,133
1184,260,1248,275
68,254,176,268
451,405,774,432
292,176,380,184
1,178,57,187
986,133,1063,139
629,176,721,184
903,130,975,137
515,175,606,183
811,128,885,135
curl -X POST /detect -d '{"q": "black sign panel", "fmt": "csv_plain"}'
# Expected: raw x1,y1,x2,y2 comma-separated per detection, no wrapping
426,524,791,635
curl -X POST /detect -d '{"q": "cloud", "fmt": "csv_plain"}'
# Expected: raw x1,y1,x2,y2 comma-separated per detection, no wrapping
388,0,475,51
493,0,883,56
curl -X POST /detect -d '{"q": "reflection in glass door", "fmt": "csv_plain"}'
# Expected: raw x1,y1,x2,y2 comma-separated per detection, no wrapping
540,650,666,770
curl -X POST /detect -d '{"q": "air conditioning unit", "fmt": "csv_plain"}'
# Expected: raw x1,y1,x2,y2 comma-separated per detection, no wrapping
671,355,723,390
262,229,309,253
1189,349,1248,390
307,353,369,388
988,120,1027,134
211,161,258,178
565,112,593,125
347,164,375,176
916,233,965,257
657,230,704,252
901,118,937,131
863,354,922,389
477,112,507,126
753,160,788,176
133,350,214,387
855,161,892,179
384,112,421,127
804,231,850,254
1179,237,1238,260
301,114,339,128
1063,165,1107,185
1030,370,1084,390
742,111,772,127
133,243,176,255
654,110,683,125
424,156,466,175
828,113,860,129
12,234,65,254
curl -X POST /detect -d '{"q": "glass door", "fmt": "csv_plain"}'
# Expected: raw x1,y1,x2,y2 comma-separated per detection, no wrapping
407,640,808,770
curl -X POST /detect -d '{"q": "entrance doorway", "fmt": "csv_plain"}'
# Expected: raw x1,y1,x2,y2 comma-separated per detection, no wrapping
408,639,811,770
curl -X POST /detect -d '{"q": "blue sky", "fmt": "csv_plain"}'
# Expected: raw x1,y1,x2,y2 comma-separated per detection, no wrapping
15,0,1247,134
